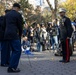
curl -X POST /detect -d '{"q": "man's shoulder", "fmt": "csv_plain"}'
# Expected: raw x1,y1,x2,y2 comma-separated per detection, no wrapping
64,16,70,21
15,11,21,17
6,10,22,18
7,10,20,15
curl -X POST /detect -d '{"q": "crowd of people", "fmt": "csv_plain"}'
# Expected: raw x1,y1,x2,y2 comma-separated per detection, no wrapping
0,2,75,73
22,21,60,53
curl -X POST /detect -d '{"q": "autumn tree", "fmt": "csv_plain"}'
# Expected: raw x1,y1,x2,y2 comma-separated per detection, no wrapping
0,2,5,16
19,0,45,25
42,7,52,22
46,0,58,21
59,0,76,20
19,0,34,24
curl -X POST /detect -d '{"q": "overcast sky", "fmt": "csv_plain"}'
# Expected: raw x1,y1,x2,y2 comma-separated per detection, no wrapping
35,0,54,7
35,0,66,8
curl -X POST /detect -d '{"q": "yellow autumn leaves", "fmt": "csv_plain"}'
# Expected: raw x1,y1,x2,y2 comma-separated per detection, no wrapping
60,0,76,20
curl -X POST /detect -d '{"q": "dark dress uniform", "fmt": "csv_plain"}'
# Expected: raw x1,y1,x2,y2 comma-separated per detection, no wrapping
59,16,73,62
4,10,23,69
0,16,10,66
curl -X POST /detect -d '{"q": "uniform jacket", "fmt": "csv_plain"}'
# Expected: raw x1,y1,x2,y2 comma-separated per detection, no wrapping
59,16,73,40
4,10,23,40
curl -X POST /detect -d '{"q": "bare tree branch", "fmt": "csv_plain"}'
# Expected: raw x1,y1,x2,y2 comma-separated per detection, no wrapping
46,0,53,10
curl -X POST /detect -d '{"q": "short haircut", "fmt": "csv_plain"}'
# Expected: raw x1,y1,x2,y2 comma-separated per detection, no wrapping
13,3,20,9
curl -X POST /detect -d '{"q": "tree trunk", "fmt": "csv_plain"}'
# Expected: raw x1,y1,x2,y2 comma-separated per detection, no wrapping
46,0,58,21
51,10,55,21
54,0,58,19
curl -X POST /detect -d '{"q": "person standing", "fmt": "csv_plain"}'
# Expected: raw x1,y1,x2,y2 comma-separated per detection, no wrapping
51,21,59,52
0,10,10,67
36,24,41,52
40,24,47,51
59,8,73,63
4,3,23,73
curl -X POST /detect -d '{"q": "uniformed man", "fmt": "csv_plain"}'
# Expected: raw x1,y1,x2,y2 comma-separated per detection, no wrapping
4,3,23,73
0,10,10,67
59,8,73,63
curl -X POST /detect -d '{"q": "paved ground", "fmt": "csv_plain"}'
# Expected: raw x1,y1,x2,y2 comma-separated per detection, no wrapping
0,50,76,75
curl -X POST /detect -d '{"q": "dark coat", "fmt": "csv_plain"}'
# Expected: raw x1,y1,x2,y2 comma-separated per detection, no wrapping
51,25,58,36
4,10,23,40
0,16,6,41
59,16,73,40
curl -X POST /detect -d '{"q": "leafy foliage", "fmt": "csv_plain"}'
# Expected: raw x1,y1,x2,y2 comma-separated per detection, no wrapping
59,0,76,20
0,3,5,16
46,0,58,20
19,0,47,25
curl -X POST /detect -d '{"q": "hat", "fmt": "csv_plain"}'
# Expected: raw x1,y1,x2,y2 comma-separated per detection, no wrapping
59,8,66,13
13,3,20,9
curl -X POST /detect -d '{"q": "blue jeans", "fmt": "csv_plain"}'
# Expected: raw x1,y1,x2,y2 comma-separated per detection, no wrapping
8,39,21,69
53,36,59,50
50,37,55,50
37,42,42,52
51,36,59,50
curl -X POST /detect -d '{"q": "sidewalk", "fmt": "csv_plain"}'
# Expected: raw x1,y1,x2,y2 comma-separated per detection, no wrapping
0,51,76,75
